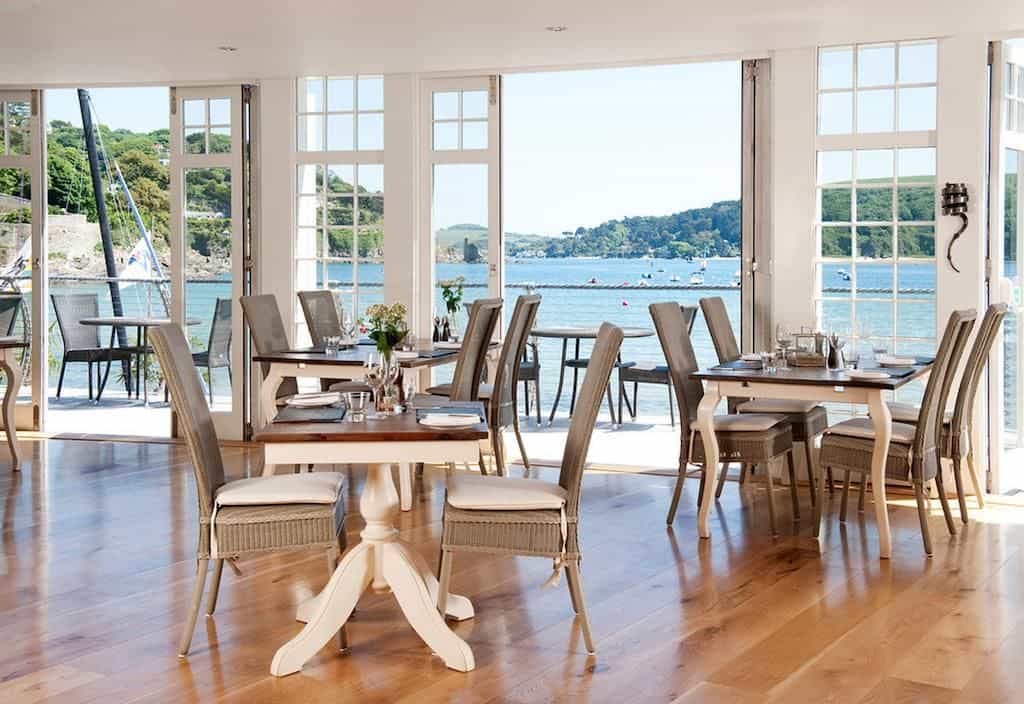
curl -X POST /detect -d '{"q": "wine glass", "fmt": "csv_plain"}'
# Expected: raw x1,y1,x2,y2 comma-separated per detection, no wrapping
403,374,418,412
364,352,384,415
341,310,357,345
775,323,793,365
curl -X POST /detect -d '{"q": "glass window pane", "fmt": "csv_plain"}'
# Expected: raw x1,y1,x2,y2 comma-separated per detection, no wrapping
326,114,354,151
462,90,488,119
184,127,206,154
820,189,851,222
359,196,384,227
357,76,384,111
821,226,852,257
327,227,354,258
0,167,31,399
855,149,894,182
856,301,894,339
819,299,852,335
359,226,384,260
462,121,487,149
897,186,936,221
296,196,322,227
433,164,488,317
853,262,893,294
296,164,323,194
433,92,459,120
898,148,936,183
209,126,231,153
358,164,384,195
209,98,230,125
327,164,354,193
897,301,936,340
297,114,323,151
898,41,937,84
856,89,895,133
858,44,896,87
898,86,936,131
819,47,853,90
296,228,319,258
4,102,30,155
433,121,459,150
327,77,354,112
299,77,325,113
357,113,384,150
818,150,852,185
857,226,894,259
819,92,853,135
326,197,353,226
898,225,935,258
898,261,937,303
856,187,893,221
183,99,205,127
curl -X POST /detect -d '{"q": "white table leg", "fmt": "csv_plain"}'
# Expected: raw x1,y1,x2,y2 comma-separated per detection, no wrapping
0,351,20,469
270,462,475,676
696,381,723,539
867,390,892,559
260,363,285,427
398,462,412,511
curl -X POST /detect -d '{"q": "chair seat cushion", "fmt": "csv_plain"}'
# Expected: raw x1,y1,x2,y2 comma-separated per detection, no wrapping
885,402,952,425
824,417,917,444
737,399,819,414
713,413,788,432
446,473,567,511
425,382,493,399
215,472,345,507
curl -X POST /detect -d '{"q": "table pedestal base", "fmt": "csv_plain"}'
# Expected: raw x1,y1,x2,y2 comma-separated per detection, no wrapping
270,463,475,676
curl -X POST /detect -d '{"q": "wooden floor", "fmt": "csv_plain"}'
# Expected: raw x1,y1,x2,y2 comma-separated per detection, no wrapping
3,438,1024,703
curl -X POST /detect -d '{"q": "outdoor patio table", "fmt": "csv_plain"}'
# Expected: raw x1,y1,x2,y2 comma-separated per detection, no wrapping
692,358,934,560
80,316,201,405
254,403,488,676
531,325,654,425
0,337,27,468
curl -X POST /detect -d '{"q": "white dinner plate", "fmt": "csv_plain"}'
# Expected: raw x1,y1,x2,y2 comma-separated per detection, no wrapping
435,341,461,350
393,351,418,361
877,355,916,367
286,392,341,407
418,413,482,428
845,370,890,380
740,353,762,362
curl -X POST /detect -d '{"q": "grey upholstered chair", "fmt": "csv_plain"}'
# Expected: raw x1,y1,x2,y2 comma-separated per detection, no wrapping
884,303,1006,523
437,322,624,654
239,294,299,403
819,309,976,555
51,293,133,399
298,289,342,348
700,296,831,505
617,304,697,426
151,322,348,658
651,301,798,536
192,297,232,403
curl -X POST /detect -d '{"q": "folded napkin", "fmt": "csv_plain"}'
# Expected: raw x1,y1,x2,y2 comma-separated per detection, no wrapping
418,413,482,427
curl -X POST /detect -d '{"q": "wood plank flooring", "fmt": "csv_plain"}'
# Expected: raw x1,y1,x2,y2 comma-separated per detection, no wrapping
2,437,1023,703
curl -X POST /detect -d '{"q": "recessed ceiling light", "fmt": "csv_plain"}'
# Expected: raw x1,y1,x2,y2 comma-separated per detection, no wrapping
218,46,238,53
545,25,568,32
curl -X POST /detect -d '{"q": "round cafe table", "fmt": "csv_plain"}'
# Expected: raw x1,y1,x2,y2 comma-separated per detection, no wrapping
80,316,201,405
530,326,655,425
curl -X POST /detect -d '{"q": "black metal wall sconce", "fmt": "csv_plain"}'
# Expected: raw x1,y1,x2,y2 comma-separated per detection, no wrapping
941,182,969,274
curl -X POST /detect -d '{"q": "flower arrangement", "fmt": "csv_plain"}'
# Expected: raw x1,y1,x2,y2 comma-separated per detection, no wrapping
363,302,409,358
439,277,465,317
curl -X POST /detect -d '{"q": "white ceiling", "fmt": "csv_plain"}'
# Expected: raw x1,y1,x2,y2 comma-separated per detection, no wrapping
2,0,1023,85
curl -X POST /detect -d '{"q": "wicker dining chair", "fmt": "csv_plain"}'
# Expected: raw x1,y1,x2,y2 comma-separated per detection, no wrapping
617,304,697,427
151,322,348,657
882,303,1006,523
239,294,299,403
651,301,799,535
298,289,343,348
51,293,133,399
424,298,504,402
192,297,232,404
700,296,831,505
819,309,976,555
437,322,624,654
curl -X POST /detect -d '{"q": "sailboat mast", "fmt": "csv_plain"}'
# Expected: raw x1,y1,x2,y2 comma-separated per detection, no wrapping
112,162,170,314
78,88,128,348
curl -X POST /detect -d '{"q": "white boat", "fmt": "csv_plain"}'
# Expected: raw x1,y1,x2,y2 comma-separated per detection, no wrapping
689,272,705,285
668,274,681,282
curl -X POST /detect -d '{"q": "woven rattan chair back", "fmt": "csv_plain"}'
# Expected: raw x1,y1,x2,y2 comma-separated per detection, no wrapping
490,294,541,428
700,296,740,363
951,303,1007,433
52,293,101,350
557,323,623,515
650,301,707,441
239,294,298,399
206,298,232,368
298,289,342,348
151,323,226,519
681,304,698,334
911,309,976,479
449,297,503,401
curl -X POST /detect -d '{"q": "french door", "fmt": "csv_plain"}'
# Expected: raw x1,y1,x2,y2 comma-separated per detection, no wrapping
169,86,248,439
987,42,1024,494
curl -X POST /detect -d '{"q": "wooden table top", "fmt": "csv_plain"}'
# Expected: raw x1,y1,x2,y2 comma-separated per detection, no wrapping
253,346,464,369
0,336,27,349
254,402,489,443
79,316,202,327
693,358,934,390
531,325,653,339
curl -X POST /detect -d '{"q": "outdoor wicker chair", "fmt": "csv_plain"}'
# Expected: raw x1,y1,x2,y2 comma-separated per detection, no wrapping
700,295,831,505
191,297,232,404
518,336,541,423
151,322,348,658
651,301,799,535
881,303,1006,523
617,304,697,426
51,293,133,399
819,309,976,555
436,322,624,655
0,294,22,336
239,294,299,404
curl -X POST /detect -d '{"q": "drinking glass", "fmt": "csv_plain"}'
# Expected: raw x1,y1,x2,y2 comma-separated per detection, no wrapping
402,332,417,353
871,340,888,362
341,311,358,345
775,323,793,364
403,374,418,412
343,391,370,422
759,350,775,373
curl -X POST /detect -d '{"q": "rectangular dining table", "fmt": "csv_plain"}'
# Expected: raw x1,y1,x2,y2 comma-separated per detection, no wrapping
253,405,488,676
693,359,933,559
